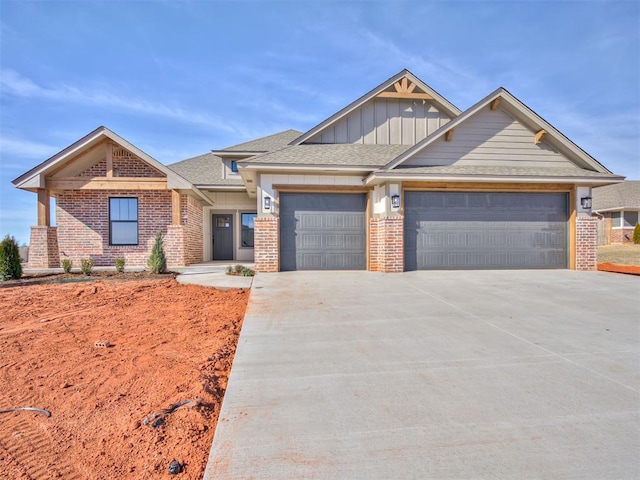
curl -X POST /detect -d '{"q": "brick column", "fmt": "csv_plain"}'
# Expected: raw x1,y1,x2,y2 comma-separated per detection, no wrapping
165,226,185,268
254,217,279,272
369,217,404,273
28,226,60,269
576,216,598,270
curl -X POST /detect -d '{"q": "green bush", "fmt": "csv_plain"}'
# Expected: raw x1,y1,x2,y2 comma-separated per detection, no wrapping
234,264,244,274
0,235,22,281
115,257,125,273
61,258,73,273
240,267,254,277
226,265,234,275
80,257,94,276
633,223,640,245
147,230,167,274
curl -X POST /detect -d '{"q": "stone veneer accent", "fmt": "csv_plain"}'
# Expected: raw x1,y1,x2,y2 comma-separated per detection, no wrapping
369,217,404,273
27,226,60,269
254,217,279,272
576,215,598,270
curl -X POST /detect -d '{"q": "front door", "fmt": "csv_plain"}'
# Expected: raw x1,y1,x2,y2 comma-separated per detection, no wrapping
213,214,233,260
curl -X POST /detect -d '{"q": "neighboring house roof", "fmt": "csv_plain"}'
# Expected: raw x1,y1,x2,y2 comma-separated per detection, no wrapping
220,129,302,152
168,152,245,187
238,144,412,168
593,181,640,212
291,69,462,145
12,126,198,194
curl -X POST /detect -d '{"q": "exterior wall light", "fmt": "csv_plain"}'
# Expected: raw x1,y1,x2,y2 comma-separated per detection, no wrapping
264,196,271,211
391,194,401,209
580,196,592,209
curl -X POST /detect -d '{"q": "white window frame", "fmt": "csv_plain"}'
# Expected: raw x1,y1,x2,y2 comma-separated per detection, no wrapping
611,209,640,229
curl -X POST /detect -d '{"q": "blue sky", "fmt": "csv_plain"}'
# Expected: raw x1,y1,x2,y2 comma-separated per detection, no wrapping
1,0,638,244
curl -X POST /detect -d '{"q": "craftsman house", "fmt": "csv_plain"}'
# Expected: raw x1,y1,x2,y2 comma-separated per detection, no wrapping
593,181,640,244
13,70,623,272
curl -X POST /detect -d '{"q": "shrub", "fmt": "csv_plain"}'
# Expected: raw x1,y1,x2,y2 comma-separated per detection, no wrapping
80,257,94,276
61,258,73,273
226,265,234,275
147,230,167,274
234,264,244,274
634,223,640,245
115,257,125,273
0,235,22,281
240,267,254,277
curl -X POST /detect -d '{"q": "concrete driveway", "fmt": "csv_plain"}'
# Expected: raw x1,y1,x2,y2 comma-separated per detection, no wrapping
204,271,639,479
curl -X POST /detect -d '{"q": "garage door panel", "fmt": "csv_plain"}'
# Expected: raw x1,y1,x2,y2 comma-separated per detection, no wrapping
280,193,366,271
405,192,568,270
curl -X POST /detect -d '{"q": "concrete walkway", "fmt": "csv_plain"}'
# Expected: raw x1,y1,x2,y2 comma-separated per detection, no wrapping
204,270,639,479
174,262,254,289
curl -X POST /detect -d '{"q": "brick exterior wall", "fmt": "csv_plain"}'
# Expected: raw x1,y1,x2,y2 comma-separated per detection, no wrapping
576,215,598,271
112,147,163,177
27,226,60,269
611,227,635,244
79,158,107,177
165,226,185,268
254,217,279,272
369,217,404,273
56,190,173,267
182,194,204,265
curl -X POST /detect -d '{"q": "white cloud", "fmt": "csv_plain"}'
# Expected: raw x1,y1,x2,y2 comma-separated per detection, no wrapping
0,69,238,133
0,135,59,160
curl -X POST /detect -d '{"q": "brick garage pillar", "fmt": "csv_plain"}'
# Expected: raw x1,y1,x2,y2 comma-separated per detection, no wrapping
28,226,60,269
576,216,598,270
369,217,404,273
165,226,185,268
254,217,279,272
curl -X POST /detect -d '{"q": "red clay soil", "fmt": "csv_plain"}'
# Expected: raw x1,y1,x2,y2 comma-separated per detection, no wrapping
597,263,640,275
0,278,248,479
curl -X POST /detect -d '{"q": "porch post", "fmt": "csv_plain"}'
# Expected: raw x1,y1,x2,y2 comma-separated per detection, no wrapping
37,188,50,226
171,189,182,225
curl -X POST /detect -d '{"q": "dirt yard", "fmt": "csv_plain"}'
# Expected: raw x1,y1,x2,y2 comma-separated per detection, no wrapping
597,244,640,275
0,275,248,479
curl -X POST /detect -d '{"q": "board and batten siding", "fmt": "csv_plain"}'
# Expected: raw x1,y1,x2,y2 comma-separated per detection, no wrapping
307,98,451,145
404,107,574,168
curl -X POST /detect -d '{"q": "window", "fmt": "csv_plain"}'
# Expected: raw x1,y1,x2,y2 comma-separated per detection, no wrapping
231,160,239,173
623,211,638,228
241,213,257,247
109,198,138,245
612,210,639,228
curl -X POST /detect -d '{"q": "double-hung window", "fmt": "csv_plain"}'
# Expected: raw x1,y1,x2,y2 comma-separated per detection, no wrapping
109,197,138,245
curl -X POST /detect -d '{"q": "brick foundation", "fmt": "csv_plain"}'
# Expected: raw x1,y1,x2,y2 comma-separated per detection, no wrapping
576,215,598,270
28,226,60,269
369,216,404,273
254,217,279,272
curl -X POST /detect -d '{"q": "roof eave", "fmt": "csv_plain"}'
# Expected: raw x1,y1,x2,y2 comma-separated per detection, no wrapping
365,171,625,186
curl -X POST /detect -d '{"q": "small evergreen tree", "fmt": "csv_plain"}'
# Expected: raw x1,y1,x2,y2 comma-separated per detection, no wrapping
633,222,640,245
0,235,23,281
147,230,167,274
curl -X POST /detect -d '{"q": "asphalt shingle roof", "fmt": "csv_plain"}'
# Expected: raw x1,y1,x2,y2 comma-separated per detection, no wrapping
168,153,243,186
222,130,302,152
242,144,412,167
593,181,640,211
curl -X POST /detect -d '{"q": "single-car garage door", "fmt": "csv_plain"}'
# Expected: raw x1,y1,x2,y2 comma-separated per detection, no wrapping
404,192,568,270
280,193,366,271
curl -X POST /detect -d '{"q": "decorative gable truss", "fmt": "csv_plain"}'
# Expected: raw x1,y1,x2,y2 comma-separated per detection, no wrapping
294,69,461,146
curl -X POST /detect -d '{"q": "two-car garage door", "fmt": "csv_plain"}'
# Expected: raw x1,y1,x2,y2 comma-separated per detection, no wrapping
404,192,568,270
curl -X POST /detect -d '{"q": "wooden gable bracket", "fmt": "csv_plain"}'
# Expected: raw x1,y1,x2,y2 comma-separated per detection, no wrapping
377,77,434,100
534,129,547,144
445,128,455,142
490,98,501,110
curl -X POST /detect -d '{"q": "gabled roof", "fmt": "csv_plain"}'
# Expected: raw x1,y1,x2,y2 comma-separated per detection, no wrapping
216,129,302,153
168,152,244,187
593,181,640,212
380,87,615,175
12,126,196,191
290,69,461,145
238,144,411,168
